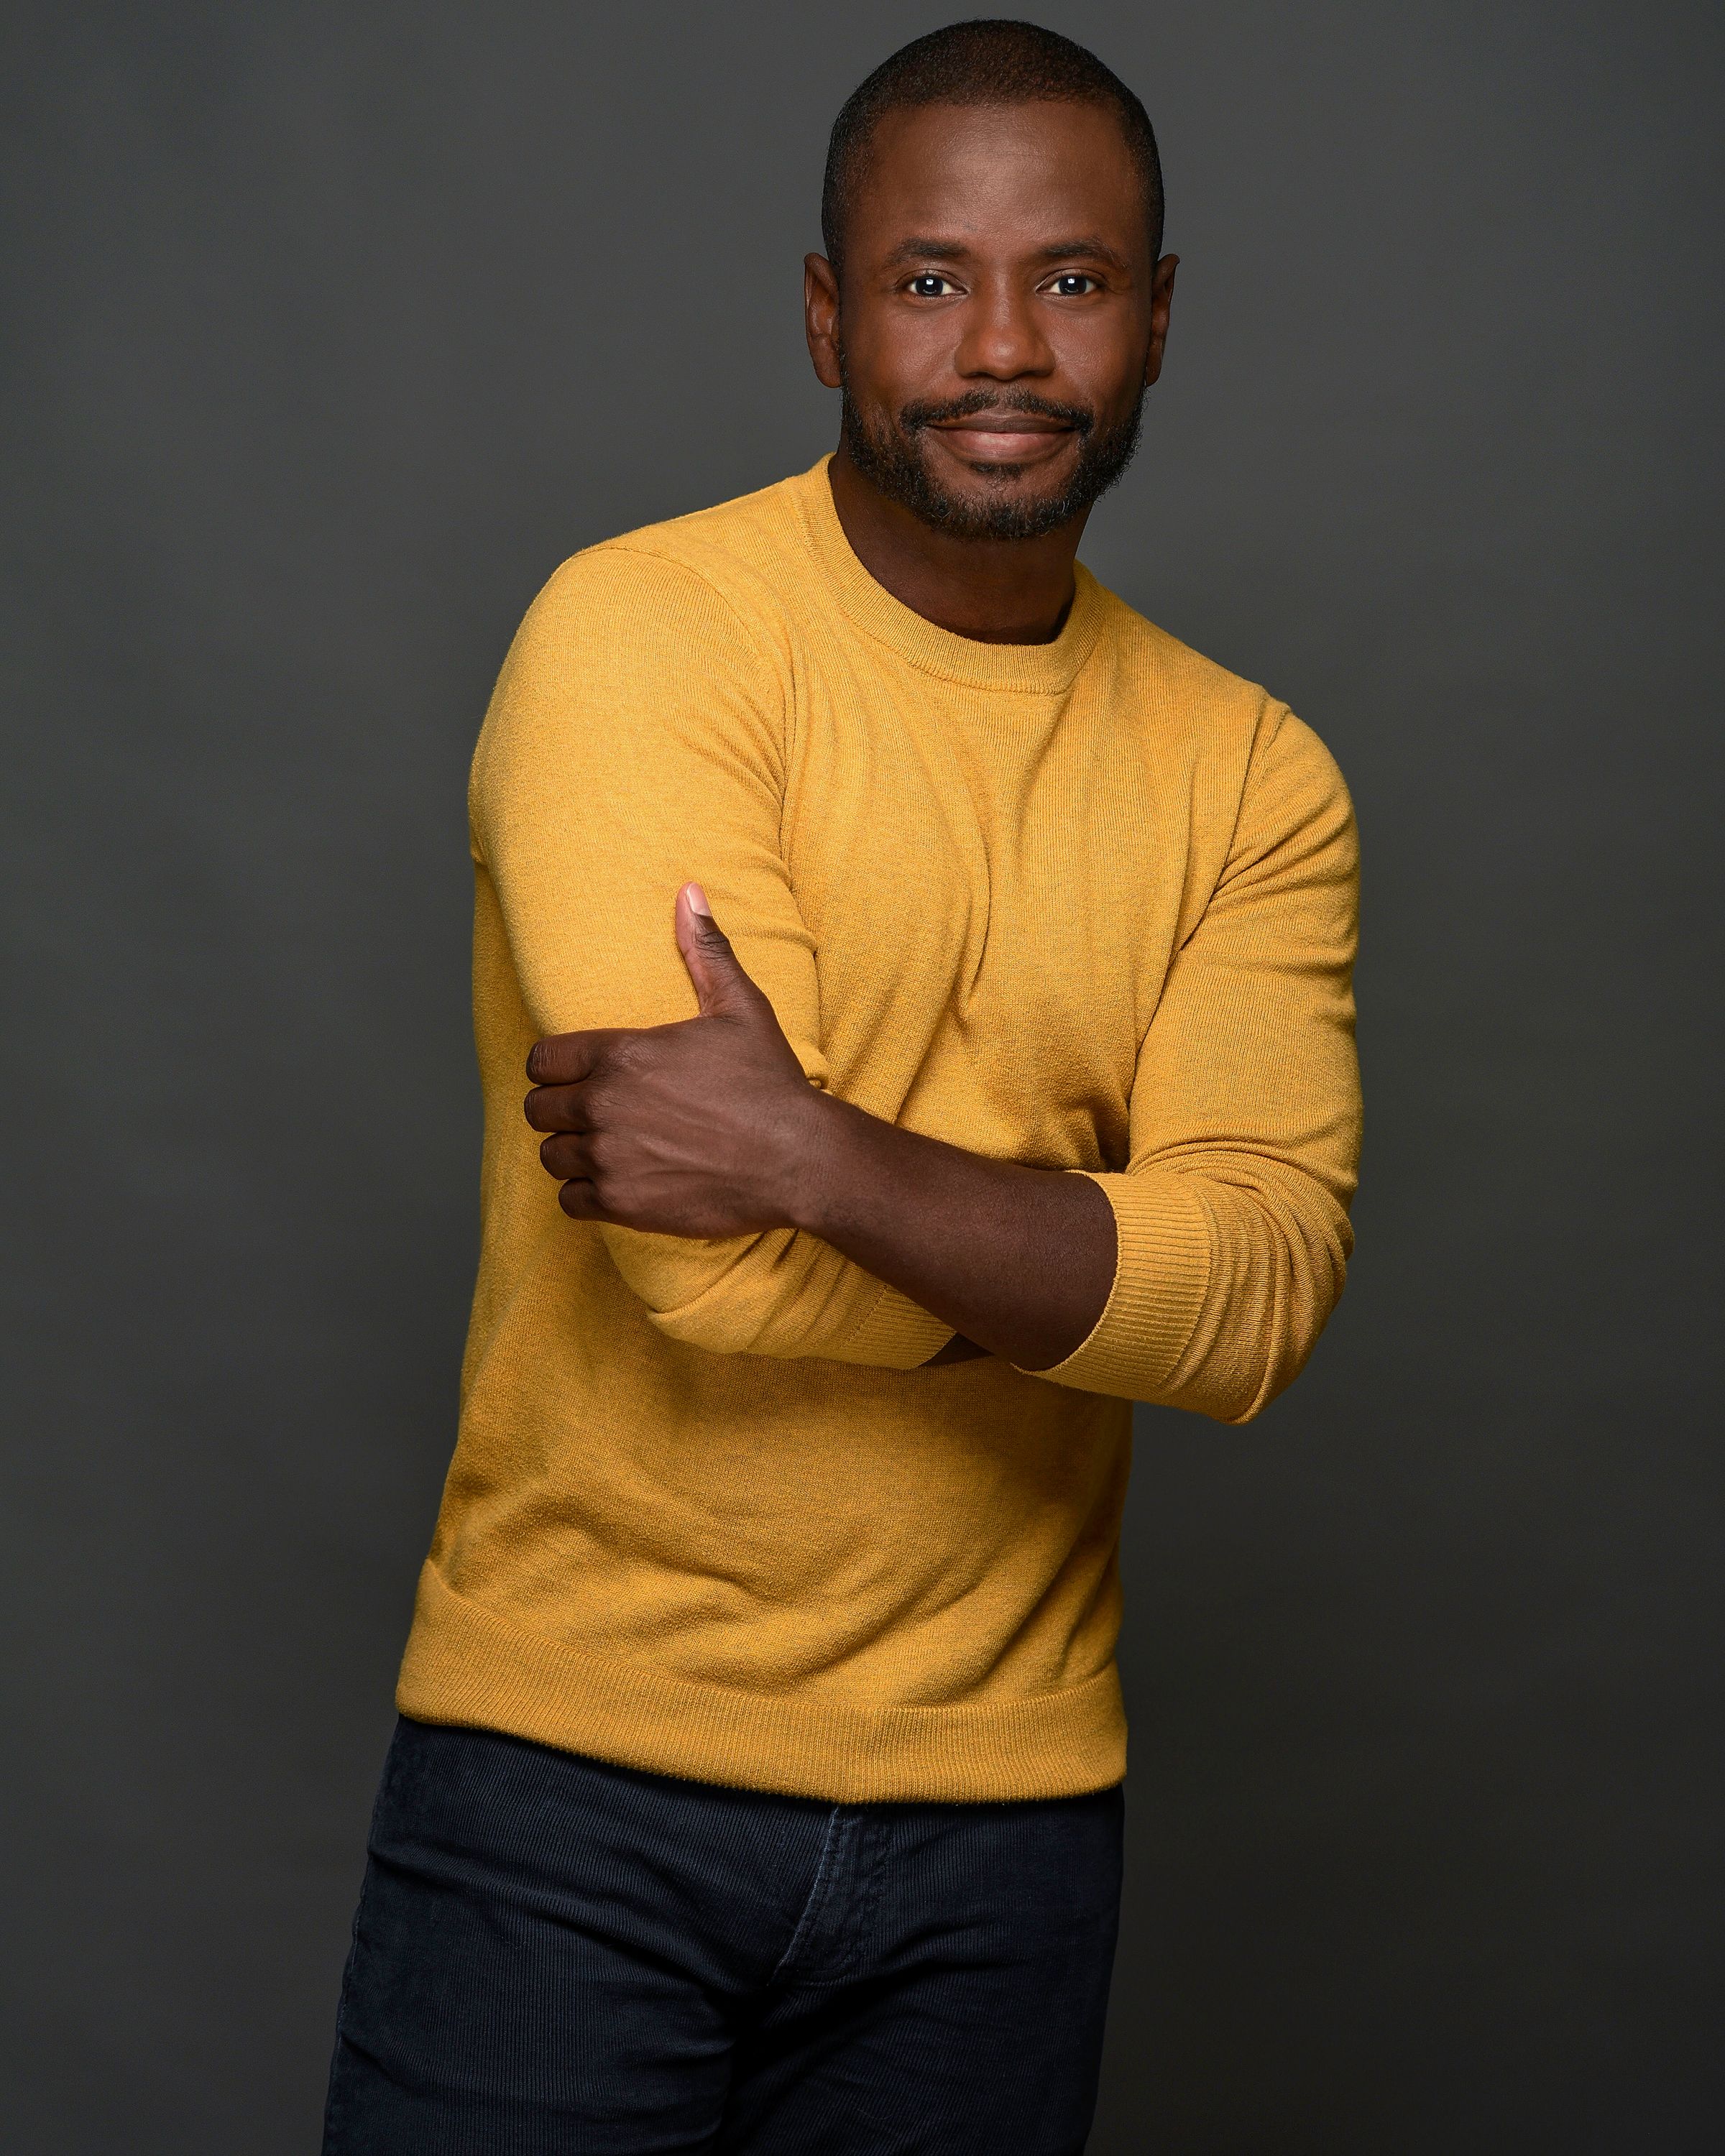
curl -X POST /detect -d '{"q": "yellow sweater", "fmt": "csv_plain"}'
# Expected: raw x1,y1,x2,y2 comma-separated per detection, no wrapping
397,459,1361,1802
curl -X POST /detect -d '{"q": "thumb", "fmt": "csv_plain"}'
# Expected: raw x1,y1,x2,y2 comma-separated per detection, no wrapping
676,883,764,1018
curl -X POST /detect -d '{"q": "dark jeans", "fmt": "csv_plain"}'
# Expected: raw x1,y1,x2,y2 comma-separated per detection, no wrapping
323,1716,1123,2154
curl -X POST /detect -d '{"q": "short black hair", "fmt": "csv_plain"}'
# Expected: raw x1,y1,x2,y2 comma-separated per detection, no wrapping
821,19,1164,274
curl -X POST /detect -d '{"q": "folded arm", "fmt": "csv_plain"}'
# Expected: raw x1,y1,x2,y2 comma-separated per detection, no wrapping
527,704,1361,1416
527,883,1119,1370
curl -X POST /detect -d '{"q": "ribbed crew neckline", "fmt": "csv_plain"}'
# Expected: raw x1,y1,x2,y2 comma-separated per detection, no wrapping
790,456,1107,695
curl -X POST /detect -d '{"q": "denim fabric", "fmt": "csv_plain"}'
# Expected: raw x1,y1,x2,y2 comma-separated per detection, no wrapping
323,1716,1123,2154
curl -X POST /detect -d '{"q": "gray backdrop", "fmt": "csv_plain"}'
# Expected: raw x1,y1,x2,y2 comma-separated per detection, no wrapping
4,2,1720,2150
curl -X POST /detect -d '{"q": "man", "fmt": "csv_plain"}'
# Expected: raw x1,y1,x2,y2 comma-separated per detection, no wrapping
323,20,1359,2154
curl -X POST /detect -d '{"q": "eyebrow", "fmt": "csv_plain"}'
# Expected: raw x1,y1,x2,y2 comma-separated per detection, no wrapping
1036,236,1132,271
882,236,972,266
881,234,1132,271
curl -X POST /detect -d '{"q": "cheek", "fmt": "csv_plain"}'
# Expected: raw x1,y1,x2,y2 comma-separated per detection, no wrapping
1048,318,1144,397
842,311,962,404
1044,295,1156,375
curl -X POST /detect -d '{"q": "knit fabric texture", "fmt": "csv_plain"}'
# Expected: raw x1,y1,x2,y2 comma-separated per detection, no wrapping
397,459,1361,1802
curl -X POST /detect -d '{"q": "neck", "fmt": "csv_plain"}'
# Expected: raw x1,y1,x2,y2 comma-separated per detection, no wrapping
826,445,1086,645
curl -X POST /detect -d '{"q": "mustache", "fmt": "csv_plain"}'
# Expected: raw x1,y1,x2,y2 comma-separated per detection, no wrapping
898,389,1095,435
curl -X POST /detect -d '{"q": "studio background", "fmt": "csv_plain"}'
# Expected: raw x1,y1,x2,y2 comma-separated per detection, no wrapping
4,3,1719,2150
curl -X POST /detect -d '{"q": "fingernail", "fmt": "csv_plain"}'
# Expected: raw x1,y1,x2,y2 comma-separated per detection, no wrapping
686,883,712,916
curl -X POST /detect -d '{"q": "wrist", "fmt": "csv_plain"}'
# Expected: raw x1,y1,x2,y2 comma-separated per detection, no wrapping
776,1083,855,1235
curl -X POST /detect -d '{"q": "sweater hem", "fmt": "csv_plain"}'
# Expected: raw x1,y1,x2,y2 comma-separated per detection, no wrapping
396,1561,1127,1803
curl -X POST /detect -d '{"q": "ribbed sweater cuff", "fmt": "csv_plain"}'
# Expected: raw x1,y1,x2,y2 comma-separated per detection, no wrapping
1024,1171,1213,1400
841,1281,955,1368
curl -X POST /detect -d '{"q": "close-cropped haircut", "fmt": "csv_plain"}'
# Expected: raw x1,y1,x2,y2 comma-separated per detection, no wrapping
821,19,1164,275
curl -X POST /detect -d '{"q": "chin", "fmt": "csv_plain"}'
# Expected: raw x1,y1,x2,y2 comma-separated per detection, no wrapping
843,393,1135,543
955,478,1067,517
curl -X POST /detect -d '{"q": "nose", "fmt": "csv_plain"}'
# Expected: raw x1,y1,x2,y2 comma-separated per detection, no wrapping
952,274,1055,382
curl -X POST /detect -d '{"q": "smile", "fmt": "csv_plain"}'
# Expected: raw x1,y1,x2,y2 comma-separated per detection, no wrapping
929,418,1077,464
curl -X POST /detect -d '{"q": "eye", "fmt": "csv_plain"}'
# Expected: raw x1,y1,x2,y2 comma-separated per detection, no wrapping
1047,272,1100,297
906,272,958,298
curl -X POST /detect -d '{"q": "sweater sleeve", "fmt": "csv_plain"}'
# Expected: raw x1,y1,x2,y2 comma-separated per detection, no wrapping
1029,704,1362,1422
472,544,953,1368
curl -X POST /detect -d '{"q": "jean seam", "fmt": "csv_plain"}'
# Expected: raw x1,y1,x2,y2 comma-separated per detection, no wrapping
850,1811,890,1979
766,1805,845,1984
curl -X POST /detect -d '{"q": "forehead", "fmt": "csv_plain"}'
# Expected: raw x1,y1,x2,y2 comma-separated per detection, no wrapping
849,101,1147,261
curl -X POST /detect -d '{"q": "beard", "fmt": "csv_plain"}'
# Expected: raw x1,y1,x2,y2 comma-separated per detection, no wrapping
839,377,1145,542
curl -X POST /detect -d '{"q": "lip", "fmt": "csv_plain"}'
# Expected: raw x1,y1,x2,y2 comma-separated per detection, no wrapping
930,416,1075,464
935,413,1070,433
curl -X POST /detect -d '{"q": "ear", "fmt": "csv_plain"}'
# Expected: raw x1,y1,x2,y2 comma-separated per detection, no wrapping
1144,253,1179,388
804,253,843,391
